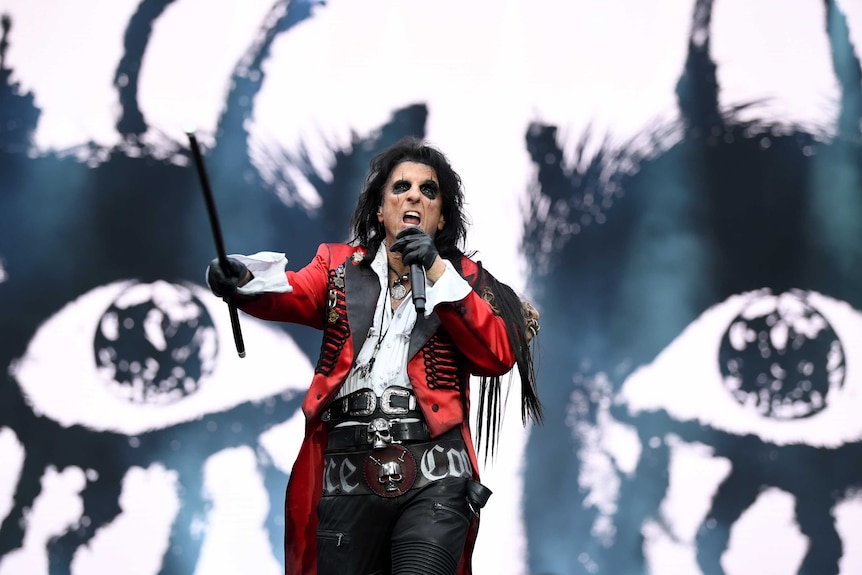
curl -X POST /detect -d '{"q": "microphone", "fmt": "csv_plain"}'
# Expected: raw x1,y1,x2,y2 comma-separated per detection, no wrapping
410,264,426,314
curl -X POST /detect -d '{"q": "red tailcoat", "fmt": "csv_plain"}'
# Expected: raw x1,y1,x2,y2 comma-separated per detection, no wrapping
238,243,517,575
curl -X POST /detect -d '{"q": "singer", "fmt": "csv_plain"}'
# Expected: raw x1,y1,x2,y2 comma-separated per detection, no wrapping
204,136,542,575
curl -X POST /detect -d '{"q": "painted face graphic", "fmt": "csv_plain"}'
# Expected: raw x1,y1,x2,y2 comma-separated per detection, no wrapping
4,1,862,575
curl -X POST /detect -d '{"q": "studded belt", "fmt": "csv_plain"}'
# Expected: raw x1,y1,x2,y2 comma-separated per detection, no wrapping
322,387,419,424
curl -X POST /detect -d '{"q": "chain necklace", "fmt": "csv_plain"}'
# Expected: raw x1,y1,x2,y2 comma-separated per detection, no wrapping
357,285,394,379
356,265,410,379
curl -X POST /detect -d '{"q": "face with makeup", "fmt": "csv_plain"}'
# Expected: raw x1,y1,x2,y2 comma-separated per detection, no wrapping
377,161,446,250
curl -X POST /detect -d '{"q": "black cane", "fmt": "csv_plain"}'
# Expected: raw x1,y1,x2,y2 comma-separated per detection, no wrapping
186,131,246,358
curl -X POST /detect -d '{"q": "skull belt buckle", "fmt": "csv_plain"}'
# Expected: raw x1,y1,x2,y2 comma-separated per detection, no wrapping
367,417,402,449
364,445,417,498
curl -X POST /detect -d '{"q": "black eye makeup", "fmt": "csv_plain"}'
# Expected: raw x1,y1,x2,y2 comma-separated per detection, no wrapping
420,180,439,199
392,180,411,194
390,178,439,199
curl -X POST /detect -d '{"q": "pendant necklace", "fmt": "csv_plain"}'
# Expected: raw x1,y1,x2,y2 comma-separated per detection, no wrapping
389,265,410,301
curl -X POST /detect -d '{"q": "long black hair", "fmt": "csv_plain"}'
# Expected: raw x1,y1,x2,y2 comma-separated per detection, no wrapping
471,263,544,460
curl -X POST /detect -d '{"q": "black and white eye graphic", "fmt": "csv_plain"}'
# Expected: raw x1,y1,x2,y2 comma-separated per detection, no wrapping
93,281,217,405
621,289,861,448
1,281,311,574
719,290,844,421
12,280,311,435
611,289,862,575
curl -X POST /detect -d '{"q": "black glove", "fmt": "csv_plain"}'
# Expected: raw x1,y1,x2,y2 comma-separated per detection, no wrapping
390,227,439,270
206,257,249,299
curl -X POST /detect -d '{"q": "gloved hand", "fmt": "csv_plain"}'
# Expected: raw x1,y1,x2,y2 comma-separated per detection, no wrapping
206,257,250,298
390,227,439,270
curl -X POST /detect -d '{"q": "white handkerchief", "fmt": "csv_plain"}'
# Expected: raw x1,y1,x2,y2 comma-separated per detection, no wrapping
231,251,293,294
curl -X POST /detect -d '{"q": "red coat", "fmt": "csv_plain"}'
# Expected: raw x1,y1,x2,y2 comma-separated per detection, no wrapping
238,243,517,575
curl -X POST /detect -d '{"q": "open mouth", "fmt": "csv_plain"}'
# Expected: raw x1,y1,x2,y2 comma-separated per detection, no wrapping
402,211,421,226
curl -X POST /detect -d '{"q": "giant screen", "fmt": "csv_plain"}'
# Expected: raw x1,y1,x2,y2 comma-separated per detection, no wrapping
1,1,862,574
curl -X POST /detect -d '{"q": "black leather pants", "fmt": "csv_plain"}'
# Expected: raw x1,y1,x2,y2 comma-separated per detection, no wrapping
316,476,473,575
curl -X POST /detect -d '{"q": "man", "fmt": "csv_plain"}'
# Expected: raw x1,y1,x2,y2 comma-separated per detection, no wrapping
207,136,541,575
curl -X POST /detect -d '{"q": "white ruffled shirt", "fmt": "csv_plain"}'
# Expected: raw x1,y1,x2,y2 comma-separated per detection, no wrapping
230,245,471,398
